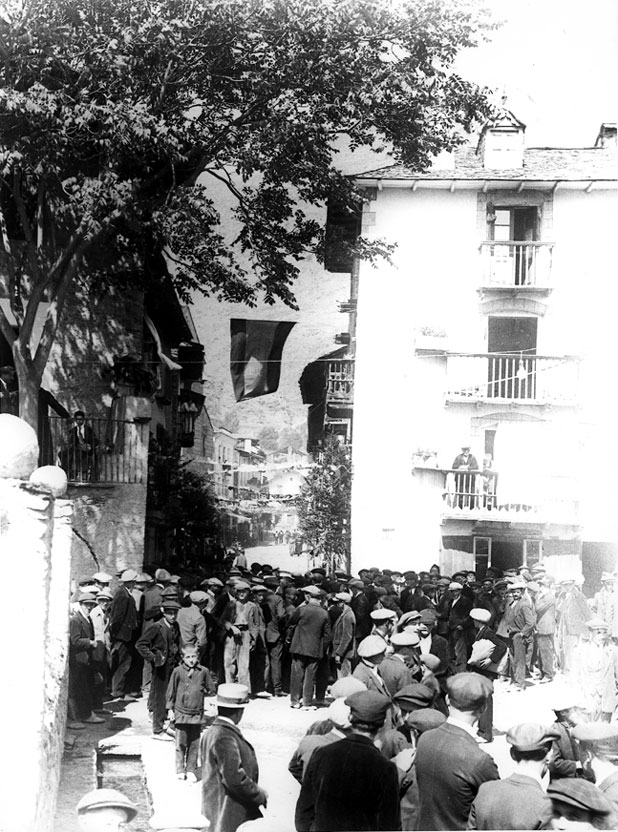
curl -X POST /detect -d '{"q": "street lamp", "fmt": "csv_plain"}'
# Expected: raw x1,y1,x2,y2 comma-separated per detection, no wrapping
178,399,199,447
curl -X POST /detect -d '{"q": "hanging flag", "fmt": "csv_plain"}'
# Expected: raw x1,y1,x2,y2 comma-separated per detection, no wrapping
230,319,296,402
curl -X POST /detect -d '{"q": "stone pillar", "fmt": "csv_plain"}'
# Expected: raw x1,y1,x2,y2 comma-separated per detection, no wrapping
0,482,55,832
34,498,74,831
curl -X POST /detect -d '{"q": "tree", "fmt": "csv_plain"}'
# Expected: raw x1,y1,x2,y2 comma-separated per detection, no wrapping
258,424,280,452
148,447,222,565
297,438,351,571
0,0,494,425
222,409,240,434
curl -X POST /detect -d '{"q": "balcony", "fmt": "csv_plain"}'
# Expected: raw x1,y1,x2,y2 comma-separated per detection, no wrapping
445,353,579,405
441,469,578,525
479,241,554,289
326,360,354,405
41,417,149,485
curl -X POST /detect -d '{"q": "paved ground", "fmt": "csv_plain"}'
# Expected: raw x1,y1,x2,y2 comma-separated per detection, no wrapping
54,670,571,832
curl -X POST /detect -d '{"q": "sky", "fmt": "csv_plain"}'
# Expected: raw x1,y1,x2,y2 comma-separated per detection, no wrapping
193,0,618,432
455,0,617,146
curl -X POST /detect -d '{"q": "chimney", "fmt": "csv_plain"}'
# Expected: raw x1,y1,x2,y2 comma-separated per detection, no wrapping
477,108,526,170
595,123,617,148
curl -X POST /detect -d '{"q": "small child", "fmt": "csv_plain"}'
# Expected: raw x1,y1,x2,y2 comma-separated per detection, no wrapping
166,645,209,782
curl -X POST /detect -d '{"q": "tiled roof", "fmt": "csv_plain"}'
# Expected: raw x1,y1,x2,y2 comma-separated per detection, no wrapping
357,146,617,182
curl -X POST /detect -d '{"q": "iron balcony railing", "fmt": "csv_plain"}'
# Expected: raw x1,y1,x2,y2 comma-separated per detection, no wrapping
445,353,579,405
441,469,578,524
41,416,149,484
479,241,554,288
326,360,354,402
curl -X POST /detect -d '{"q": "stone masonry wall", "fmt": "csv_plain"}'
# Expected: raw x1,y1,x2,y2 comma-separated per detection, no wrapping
0,479,73,832
69,483,148,581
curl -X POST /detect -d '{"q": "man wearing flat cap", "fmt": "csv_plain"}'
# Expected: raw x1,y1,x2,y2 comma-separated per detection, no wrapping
415,672,499,830
201,683,268,832
332,592,356,678
68,593,105,727
108,569,139,701
573,723,618,818
380,631,422,696
76,787,137,831
468,722,557,829
546,778,613,828
503,582,536,691
286,585,331,709
295,691,400,832
349,579,373,650
136,599,181,739
446,581,474,673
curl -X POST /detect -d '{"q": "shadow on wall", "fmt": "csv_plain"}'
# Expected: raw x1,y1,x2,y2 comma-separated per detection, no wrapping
46,280,144,414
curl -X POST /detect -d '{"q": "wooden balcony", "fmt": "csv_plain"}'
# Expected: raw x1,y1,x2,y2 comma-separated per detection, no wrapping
440,469,578,525
479,241,554,289
445,353,579,405
326,360,354,405
41,416,149,485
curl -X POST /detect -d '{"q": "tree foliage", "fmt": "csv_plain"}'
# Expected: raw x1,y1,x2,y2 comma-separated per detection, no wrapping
0,0,495,422
148,449,222,562
297,438,352,570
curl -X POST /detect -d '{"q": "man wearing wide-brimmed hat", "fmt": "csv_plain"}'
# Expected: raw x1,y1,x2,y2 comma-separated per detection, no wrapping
201,683,267,832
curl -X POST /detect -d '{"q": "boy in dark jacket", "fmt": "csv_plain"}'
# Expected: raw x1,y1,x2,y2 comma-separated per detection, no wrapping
166,645,210,782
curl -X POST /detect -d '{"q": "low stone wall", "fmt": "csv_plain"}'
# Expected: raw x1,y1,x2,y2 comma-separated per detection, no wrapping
0,479,73,832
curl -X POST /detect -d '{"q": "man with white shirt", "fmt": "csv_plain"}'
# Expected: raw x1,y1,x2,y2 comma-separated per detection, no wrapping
467,722,557,829
415,672,500,830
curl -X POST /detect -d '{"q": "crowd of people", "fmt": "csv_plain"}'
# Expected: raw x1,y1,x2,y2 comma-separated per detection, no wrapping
67,554,618,831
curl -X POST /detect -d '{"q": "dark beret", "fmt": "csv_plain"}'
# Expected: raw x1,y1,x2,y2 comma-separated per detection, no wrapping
547,779,612,815
345,690,390,724
506,723,560,752
393,683,434,711
446,672,493,711
406,708,447,733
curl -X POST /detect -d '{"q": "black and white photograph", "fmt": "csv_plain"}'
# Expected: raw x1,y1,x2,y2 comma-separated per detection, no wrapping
0,0,616,830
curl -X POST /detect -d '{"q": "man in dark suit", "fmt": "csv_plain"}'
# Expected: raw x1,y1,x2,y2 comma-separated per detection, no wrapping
379,631,419,697
135,599,180,738
415,672,500,830
254,582,285,696
466,607,507,743
287,585,331,709
332,591,356,677
467,722,557,829
68,593,105,727
109,569,139,700
295,690,400,832
201,683,267,832
65,410,99,481
447,582,474,673
349,580,373,648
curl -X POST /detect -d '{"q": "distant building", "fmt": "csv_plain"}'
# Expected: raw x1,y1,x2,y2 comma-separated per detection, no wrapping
350,114,618,584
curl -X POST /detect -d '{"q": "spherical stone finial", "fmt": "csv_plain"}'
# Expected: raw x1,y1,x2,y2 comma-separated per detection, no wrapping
0,414,39,479
29,465,68,497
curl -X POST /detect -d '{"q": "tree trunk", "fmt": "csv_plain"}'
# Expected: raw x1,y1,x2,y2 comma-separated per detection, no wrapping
13,344,42,429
